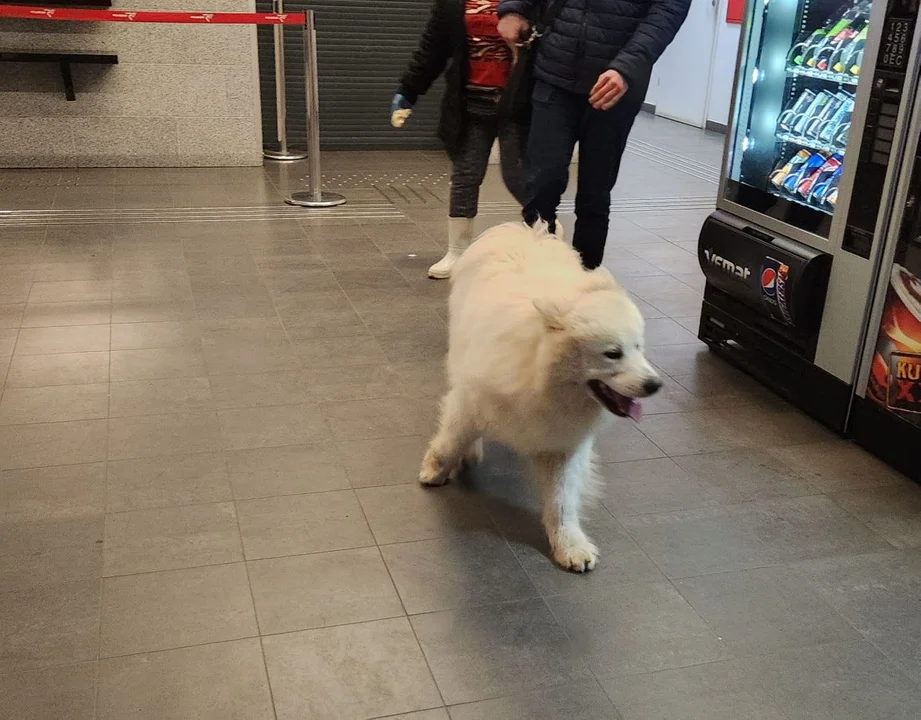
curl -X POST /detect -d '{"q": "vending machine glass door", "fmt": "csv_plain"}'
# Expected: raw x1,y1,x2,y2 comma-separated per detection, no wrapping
722,0,884,241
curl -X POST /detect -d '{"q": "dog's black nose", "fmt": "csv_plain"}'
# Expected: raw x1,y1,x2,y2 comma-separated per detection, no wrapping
643,378,663,396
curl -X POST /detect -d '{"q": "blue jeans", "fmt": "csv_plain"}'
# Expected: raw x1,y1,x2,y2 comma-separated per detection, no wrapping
523,80,640,269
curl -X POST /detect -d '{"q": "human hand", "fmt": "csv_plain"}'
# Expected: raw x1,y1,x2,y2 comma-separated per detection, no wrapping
498,13,530,48
390,93,413,128
589,70,629,111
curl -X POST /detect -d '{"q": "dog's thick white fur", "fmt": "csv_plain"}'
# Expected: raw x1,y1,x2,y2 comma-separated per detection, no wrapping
420,222,661,572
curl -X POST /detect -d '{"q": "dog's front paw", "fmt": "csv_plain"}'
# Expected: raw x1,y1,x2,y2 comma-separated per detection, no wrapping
419,449,450,487
551,534,599,573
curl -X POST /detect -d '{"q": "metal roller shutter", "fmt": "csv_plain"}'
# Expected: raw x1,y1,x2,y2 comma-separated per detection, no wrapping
256,0,444,150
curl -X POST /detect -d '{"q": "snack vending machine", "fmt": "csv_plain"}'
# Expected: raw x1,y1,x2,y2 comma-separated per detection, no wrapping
697,0,921,432
850,84,921,480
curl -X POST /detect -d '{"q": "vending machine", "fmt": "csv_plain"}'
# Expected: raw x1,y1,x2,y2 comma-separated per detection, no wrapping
850,84,921,480
697,0,921,432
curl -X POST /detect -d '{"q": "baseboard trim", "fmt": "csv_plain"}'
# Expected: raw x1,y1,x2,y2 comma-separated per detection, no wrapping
641,102,656,114
705,119,728,135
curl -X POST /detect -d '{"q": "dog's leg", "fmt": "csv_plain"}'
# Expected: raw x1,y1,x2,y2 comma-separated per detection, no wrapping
420,389,477,487
534,441,598,572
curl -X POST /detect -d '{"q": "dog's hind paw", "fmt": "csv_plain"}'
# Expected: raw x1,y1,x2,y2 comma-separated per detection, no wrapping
552,537,599,573
419,450,450,487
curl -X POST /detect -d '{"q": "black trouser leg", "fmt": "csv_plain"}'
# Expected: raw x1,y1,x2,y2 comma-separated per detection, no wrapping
572,100,639,269
521,81,580,233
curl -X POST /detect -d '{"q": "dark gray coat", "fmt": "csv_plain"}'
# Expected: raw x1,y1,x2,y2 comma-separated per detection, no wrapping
497,0,691,96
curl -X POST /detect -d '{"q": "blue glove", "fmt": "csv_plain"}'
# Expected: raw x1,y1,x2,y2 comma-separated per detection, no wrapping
391,93,414,128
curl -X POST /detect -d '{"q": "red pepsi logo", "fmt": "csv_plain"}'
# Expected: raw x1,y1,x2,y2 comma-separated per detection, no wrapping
761,267,777,297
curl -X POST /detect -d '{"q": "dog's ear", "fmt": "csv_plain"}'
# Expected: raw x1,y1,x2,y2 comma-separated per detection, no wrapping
533,296,570,331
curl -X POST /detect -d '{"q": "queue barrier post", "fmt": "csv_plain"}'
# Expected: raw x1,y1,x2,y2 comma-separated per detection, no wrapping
263,0,307,161
285,10,346,208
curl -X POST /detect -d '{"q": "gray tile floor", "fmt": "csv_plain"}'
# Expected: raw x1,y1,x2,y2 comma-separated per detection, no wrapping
1,114,921,719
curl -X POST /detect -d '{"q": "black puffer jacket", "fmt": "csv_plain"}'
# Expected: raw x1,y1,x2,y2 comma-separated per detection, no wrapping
398,0,475,158
497,0,691,96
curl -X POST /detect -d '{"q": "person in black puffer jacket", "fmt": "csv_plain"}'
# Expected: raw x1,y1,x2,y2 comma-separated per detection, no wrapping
394,0,528,279
497,0,691,269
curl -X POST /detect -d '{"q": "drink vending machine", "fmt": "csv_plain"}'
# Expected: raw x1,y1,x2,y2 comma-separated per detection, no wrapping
697,0,921,441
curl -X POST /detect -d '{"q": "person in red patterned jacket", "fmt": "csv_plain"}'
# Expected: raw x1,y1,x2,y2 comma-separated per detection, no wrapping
393,0,528,279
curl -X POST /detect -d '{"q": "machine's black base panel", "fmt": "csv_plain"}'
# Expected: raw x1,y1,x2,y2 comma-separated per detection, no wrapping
850,396,921,483
699,299,851,433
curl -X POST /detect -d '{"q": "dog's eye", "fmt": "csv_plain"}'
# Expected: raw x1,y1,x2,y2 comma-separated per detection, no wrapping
604,348,623,360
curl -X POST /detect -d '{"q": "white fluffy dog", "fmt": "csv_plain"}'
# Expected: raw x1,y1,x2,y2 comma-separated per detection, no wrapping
420,222,661,572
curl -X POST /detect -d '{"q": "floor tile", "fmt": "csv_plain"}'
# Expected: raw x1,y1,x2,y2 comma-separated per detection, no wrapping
202,333,300,375
0,383,109,425
103,502,242,576
0,579,101,671
248,546,403,634
775,439,909,492
593,420,666,463
108,376,213,417
602,659,785,720
745,641,921,720
15,325,110,355
5,351,109,387
672,448,818,503
0,661,97,720
675,566,859,656
546,581,728,678
263,617,442,720
447,679,620,720
97,639,274,720
794,550,921,684
100,563,256,657
381,531,538,614
746,495,895,563
236,489,374,559
226,443,349,499
0,303,24,329
218,403,330,450
105,452,231,512
340,435,430,487
635,410,749,456
209,371,312,409
0,463,105,520
322,397,438,441
0,420,108,470
302,363,404,403
109,345,206,381
107,412,222,460
411,598,590,705
0,535,102,592
110,320,201,350
600,457,723,518
357,484,494,545
830,484,921,550
21,300,111,327
293,334,389,369
28,280,111,304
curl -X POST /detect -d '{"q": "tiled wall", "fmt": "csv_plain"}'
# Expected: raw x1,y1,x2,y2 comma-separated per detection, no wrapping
0,1,263,168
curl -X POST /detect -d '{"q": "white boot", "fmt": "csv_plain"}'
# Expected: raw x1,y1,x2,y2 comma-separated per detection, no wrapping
429,217,474,279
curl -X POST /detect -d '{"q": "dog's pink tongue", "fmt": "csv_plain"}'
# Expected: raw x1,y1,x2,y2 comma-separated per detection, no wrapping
627,400,643,422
